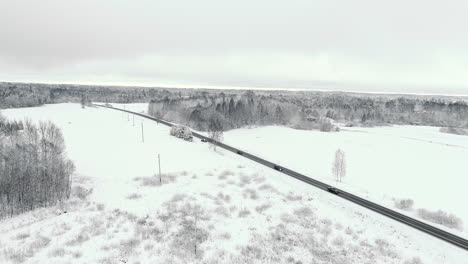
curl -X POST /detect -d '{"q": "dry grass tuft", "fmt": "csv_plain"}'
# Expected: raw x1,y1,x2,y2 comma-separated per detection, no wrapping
243,188,259,200
96,203,105,211
14,231,30,240
72,251,83,259
255,203,272,214
332,236,345,247
258,184,279,193
218,170,234,180
48,247,66,258
216,192,231,203
285,192,302,201
238,209,251,218
126,193,142,200
65,233,90,246
134,173,176,187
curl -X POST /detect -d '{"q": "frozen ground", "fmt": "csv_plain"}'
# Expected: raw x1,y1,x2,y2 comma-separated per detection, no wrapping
222,125,468,238
0,103,467,263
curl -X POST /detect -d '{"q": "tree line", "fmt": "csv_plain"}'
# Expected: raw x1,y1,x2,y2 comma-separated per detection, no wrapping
2,82,467,130
0,82,178,109
148,91,303,131
0,115,75,218
150,90,468,131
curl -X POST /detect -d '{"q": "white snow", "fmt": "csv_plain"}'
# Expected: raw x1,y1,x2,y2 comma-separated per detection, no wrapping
223,125,468,238
0,103,467,263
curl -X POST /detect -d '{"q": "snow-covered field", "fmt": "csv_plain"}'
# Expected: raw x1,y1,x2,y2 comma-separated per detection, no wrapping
1,103,467,263
223,125,468,237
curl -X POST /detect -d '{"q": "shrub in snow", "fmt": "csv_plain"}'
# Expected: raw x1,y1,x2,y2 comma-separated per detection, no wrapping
439,127,468,136
320,121,333,132
319,117,339,132
394,199,414,211
170,125,193,142
417,208,463,230
404,257,424,264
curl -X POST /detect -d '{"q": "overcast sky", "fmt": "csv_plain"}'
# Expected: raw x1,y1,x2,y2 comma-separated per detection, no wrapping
1,0,467,95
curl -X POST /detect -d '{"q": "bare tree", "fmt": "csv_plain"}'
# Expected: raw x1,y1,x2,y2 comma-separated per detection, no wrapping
80,94,86,109
332,149,346,183
208,113,224,151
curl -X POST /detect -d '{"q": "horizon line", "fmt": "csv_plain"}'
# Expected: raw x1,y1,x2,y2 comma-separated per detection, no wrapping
2,80,468,98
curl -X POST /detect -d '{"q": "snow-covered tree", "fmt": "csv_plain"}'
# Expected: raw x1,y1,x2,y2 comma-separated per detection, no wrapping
332,149,346,182
170,125,193,141
208,113,224,151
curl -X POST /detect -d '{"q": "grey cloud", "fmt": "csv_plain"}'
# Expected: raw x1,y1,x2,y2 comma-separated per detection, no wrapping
0,0,467,94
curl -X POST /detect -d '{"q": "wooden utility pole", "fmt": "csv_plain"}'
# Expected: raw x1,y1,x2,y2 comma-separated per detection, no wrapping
158,154,161,184
141,122,144,142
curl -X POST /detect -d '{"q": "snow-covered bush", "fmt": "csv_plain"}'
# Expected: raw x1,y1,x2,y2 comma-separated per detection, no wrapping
439,127,467,136
319,117,339,132
394,199,414,211
170,125,193,142
417,209,463,230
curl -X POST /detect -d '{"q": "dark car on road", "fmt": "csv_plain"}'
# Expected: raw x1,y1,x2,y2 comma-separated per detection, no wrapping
327,187,340,195
273,165,283,172
201,138,207,142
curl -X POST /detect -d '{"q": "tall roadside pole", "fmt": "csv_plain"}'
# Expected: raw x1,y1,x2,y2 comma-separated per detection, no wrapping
141,121,144,143
158,154,161,184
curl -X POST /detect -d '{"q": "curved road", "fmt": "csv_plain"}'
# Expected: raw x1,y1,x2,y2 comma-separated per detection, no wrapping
94,104,468,251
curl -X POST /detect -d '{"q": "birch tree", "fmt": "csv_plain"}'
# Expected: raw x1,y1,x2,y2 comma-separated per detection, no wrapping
332,149,346,183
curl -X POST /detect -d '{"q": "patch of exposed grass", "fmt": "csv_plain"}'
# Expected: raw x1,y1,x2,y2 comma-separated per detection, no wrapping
218,170,234,180
96,203,105,211
238,209,251,218
331,236,344,247
48,247,66,258
216,192,231,203
134,173,176,187
404,257,424,264
31,234,51,249
285,192,302,201
3,248,28,264
243,188,259,200
215,206,230,217
65,233,90,246
126,193,142,200
255,203,272,214
72,251,83,259
258,184,279,194
13,231,30,240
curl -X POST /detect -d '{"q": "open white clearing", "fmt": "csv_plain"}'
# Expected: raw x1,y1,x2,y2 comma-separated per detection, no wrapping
0,103,467,263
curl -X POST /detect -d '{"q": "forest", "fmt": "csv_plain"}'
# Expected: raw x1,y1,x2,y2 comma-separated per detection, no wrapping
2,82,467,132
0,82,175,109
148,90,468,132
